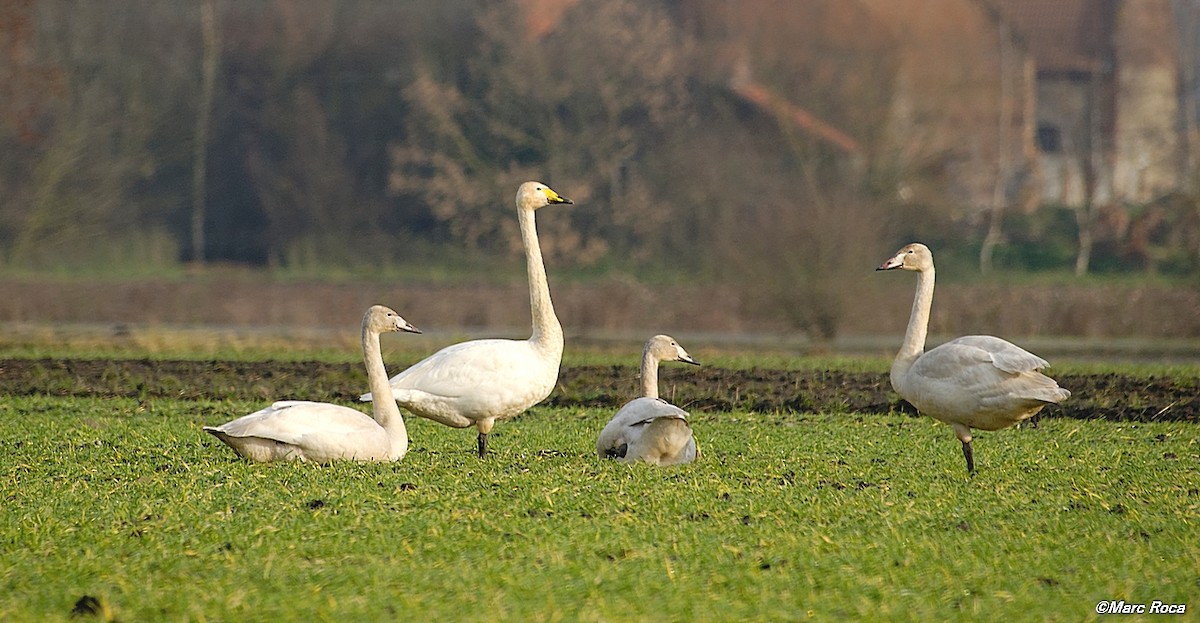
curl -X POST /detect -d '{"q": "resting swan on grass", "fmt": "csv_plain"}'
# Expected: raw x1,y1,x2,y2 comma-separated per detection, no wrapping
204,305,420,463
361,182,572,457
877,243,1070,473
596,335,701,466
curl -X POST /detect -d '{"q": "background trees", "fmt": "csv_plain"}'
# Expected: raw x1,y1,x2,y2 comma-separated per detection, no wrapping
0,0,1197,334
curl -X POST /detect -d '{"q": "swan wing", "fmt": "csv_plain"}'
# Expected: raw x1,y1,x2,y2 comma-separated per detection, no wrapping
597,397,693,462
207,401,380,446
362,339,559,427
368,339,551,400
927,337,1070,403
597,398,652,457
905,341,1070,429
945,335,1050,373
914,338,1045,380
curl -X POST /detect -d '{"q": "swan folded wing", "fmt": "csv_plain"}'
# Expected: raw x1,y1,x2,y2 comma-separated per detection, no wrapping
1009,370,1071,404
598,398,663,454
386,339,550,398
209,401,377,445
597,398,689,458
906,348,1017,411
915,339,1042,380
946,335,1050,373
612,398,688,425
910,342,997,380
906,349,1068,429
362,341,495,401
633,413,687,426
597,399,649,455
927,337,1068,404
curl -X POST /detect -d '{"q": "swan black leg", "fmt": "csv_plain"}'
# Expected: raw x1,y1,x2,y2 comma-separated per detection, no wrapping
477,432,488,458
962,440,975,474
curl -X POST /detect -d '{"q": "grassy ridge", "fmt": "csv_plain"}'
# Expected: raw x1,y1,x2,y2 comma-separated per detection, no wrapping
2,394,1197,621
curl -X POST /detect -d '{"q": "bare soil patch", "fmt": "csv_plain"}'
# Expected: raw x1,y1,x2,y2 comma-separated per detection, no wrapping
1,359,1195,422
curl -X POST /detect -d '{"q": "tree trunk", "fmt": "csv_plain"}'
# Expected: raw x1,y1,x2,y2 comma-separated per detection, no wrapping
980,5,1013,274
1074,203,1093,275
191,0,220,265
1075,67,1105,276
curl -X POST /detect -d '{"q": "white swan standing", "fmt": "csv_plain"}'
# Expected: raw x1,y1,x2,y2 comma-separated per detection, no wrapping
597,335,701,466
362,182,572,457
877,243,1070,473
204,305,421,463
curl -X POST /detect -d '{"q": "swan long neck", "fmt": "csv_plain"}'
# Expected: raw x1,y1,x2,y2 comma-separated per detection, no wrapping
895,266,935,376
363,323,408,459
519,205,562,354
640,347,660,399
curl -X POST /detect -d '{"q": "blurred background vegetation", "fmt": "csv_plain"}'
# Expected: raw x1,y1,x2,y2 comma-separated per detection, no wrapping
1,0,1199,341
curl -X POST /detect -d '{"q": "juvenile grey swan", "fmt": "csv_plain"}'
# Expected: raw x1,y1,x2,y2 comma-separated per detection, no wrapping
877,243,1070,473
361,182,572,457
596,335,701,466
205,305,420,462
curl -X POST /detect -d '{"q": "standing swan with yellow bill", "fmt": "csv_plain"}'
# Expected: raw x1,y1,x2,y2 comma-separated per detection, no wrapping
362,182,572,457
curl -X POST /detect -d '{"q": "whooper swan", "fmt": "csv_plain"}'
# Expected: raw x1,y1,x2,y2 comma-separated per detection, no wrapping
877,242,1070,473
204,305,421,463
362,182,572,457
596,335,701,466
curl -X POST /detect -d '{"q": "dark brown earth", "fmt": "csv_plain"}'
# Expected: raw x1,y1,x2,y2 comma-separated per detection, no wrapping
1,358,1196,422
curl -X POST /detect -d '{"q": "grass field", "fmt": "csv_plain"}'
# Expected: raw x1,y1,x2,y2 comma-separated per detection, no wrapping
2,374,1198,621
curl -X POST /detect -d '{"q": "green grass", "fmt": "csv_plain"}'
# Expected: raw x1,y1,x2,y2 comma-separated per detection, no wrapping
2,394,1197,622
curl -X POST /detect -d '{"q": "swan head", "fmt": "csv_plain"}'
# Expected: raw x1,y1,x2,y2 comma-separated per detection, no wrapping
877,242,933,273
516,181,573,211
365,305,421,335
646,334,701,366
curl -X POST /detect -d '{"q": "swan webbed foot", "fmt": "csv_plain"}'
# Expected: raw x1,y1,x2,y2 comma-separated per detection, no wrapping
962,440,975,474
477,432,488,458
